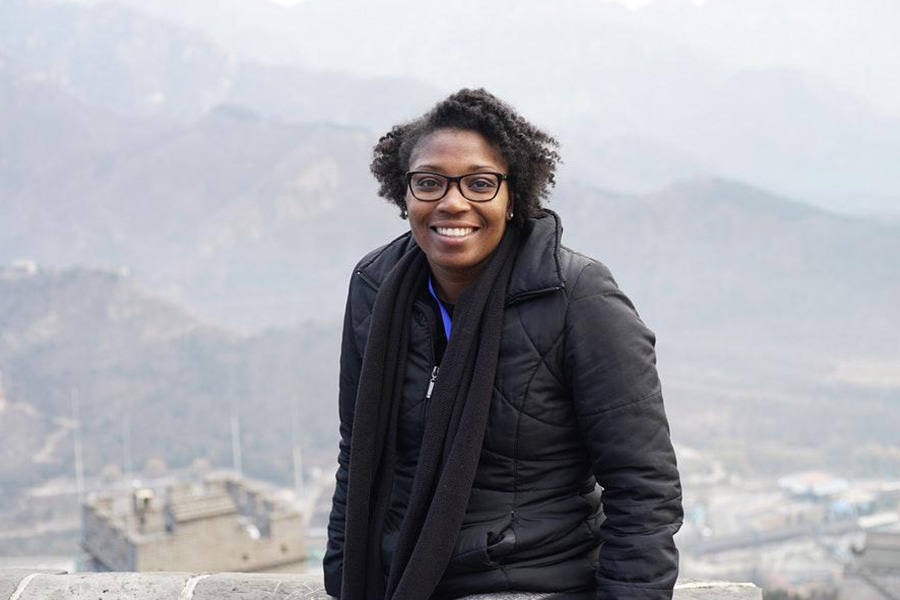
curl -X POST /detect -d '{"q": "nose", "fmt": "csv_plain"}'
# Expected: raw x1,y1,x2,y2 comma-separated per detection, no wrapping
436,180,471,213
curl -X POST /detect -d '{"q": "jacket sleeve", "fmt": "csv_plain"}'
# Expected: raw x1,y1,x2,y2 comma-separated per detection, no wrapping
563,262,683,600
323,276,365,598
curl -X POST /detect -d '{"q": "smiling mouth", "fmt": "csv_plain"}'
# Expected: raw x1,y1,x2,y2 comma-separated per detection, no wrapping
432,226,478,238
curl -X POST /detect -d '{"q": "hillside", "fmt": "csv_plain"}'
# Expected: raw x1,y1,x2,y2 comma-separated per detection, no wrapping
554,178,900,358
549,180,900,474
0,266,340,489
0,67,408,331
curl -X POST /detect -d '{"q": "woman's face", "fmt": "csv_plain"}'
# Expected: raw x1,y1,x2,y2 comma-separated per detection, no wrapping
405,128,512,281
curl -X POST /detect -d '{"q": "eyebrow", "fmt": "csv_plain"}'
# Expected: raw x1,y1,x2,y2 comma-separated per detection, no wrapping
413,164,500,172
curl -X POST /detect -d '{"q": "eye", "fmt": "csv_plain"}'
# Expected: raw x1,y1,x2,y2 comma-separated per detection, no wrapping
411,175,444,190
465,175,498,191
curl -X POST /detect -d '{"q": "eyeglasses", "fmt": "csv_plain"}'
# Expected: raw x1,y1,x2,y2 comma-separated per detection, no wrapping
406,171,509,202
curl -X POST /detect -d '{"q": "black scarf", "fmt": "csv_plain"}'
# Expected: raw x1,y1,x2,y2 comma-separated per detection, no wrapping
341,229,520,600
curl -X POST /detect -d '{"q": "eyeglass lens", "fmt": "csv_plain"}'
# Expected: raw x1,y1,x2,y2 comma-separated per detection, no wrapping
409,173,502,202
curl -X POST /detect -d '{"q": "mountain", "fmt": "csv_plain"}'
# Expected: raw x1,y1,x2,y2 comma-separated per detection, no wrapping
0,0,235,119
550,178,900,477
3,59,899,342
554,178,900,358
0,265,342,489
0,65,408,331
110,0,899,120
641,0,900,119
0,0,439,127
0,62,178,203
59,0,900,216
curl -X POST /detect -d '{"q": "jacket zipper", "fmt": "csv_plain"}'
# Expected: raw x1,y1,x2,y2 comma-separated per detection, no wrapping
355,269,379,291
355,274,560,404
425,365,439,399
419,296,440,403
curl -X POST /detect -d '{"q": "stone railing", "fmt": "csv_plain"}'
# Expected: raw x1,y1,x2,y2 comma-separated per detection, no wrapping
0,569,760,599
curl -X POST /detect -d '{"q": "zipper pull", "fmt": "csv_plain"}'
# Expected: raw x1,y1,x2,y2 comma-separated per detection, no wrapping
426,365,439,399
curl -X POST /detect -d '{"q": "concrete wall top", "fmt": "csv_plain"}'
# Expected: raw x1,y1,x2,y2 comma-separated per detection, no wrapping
0,569,761,600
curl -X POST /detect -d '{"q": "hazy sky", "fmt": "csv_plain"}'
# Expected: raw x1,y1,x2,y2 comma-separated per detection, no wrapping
267,0,708,7
604,0,708,7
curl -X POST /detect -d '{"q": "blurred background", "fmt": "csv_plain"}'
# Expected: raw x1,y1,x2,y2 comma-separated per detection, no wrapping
1,0,898,597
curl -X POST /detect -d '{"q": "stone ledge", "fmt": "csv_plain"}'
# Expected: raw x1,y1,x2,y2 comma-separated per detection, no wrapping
0,570,761,600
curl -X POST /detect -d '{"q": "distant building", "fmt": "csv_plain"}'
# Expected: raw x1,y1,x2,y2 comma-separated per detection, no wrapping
839,523,900,600
82,473,306,573
9,259,38,275
778,471,849,499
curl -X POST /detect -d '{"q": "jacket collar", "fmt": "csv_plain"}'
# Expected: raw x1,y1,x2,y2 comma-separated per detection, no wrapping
505,210,565,303
356,210,565,304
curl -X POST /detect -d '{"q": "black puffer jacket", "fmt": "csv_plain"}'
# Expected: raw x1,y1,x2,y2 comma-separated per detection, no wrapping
324,211,682,600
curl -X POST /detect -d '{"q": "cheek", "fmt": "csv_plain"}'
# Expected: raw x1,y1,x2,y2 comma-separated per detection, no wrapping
485,211,508,241
404,196,421,222
494,196,512,227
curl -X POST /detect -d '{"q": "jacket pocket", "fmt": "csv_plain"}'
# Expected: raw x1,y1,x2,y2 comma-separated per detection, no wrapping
447,521,515,573
485,524,517,562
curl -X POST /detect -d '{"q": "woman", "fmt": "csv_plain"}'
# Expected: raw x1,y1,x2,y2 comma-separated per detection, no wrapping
324,89,682,600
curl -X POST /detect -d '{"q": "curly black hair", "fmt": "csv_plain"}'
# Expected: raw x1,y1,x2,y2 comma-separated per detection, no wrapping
370,88,561,228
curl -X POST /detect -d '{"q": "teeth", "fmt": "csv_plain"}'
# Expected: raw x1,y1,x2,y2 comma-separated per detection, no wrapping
436,227,475,237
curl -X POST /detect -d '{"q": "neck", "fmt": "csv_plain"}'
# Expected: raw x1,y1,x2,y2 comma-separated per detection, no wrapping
429,263,485,305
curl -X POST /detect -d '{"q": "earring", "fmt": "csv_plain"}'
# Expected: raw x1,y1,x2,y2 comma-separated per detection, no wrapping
507,210,514,220
400,208,408,220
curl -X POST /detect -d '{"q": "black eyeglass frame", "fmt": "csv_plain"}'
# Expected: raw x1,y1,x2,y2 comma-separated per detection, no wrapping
405,171,511,203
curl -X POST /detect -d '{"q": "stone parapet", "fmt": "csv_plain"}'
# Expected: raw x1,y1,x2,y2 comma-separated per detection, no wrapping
0,569,761,600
